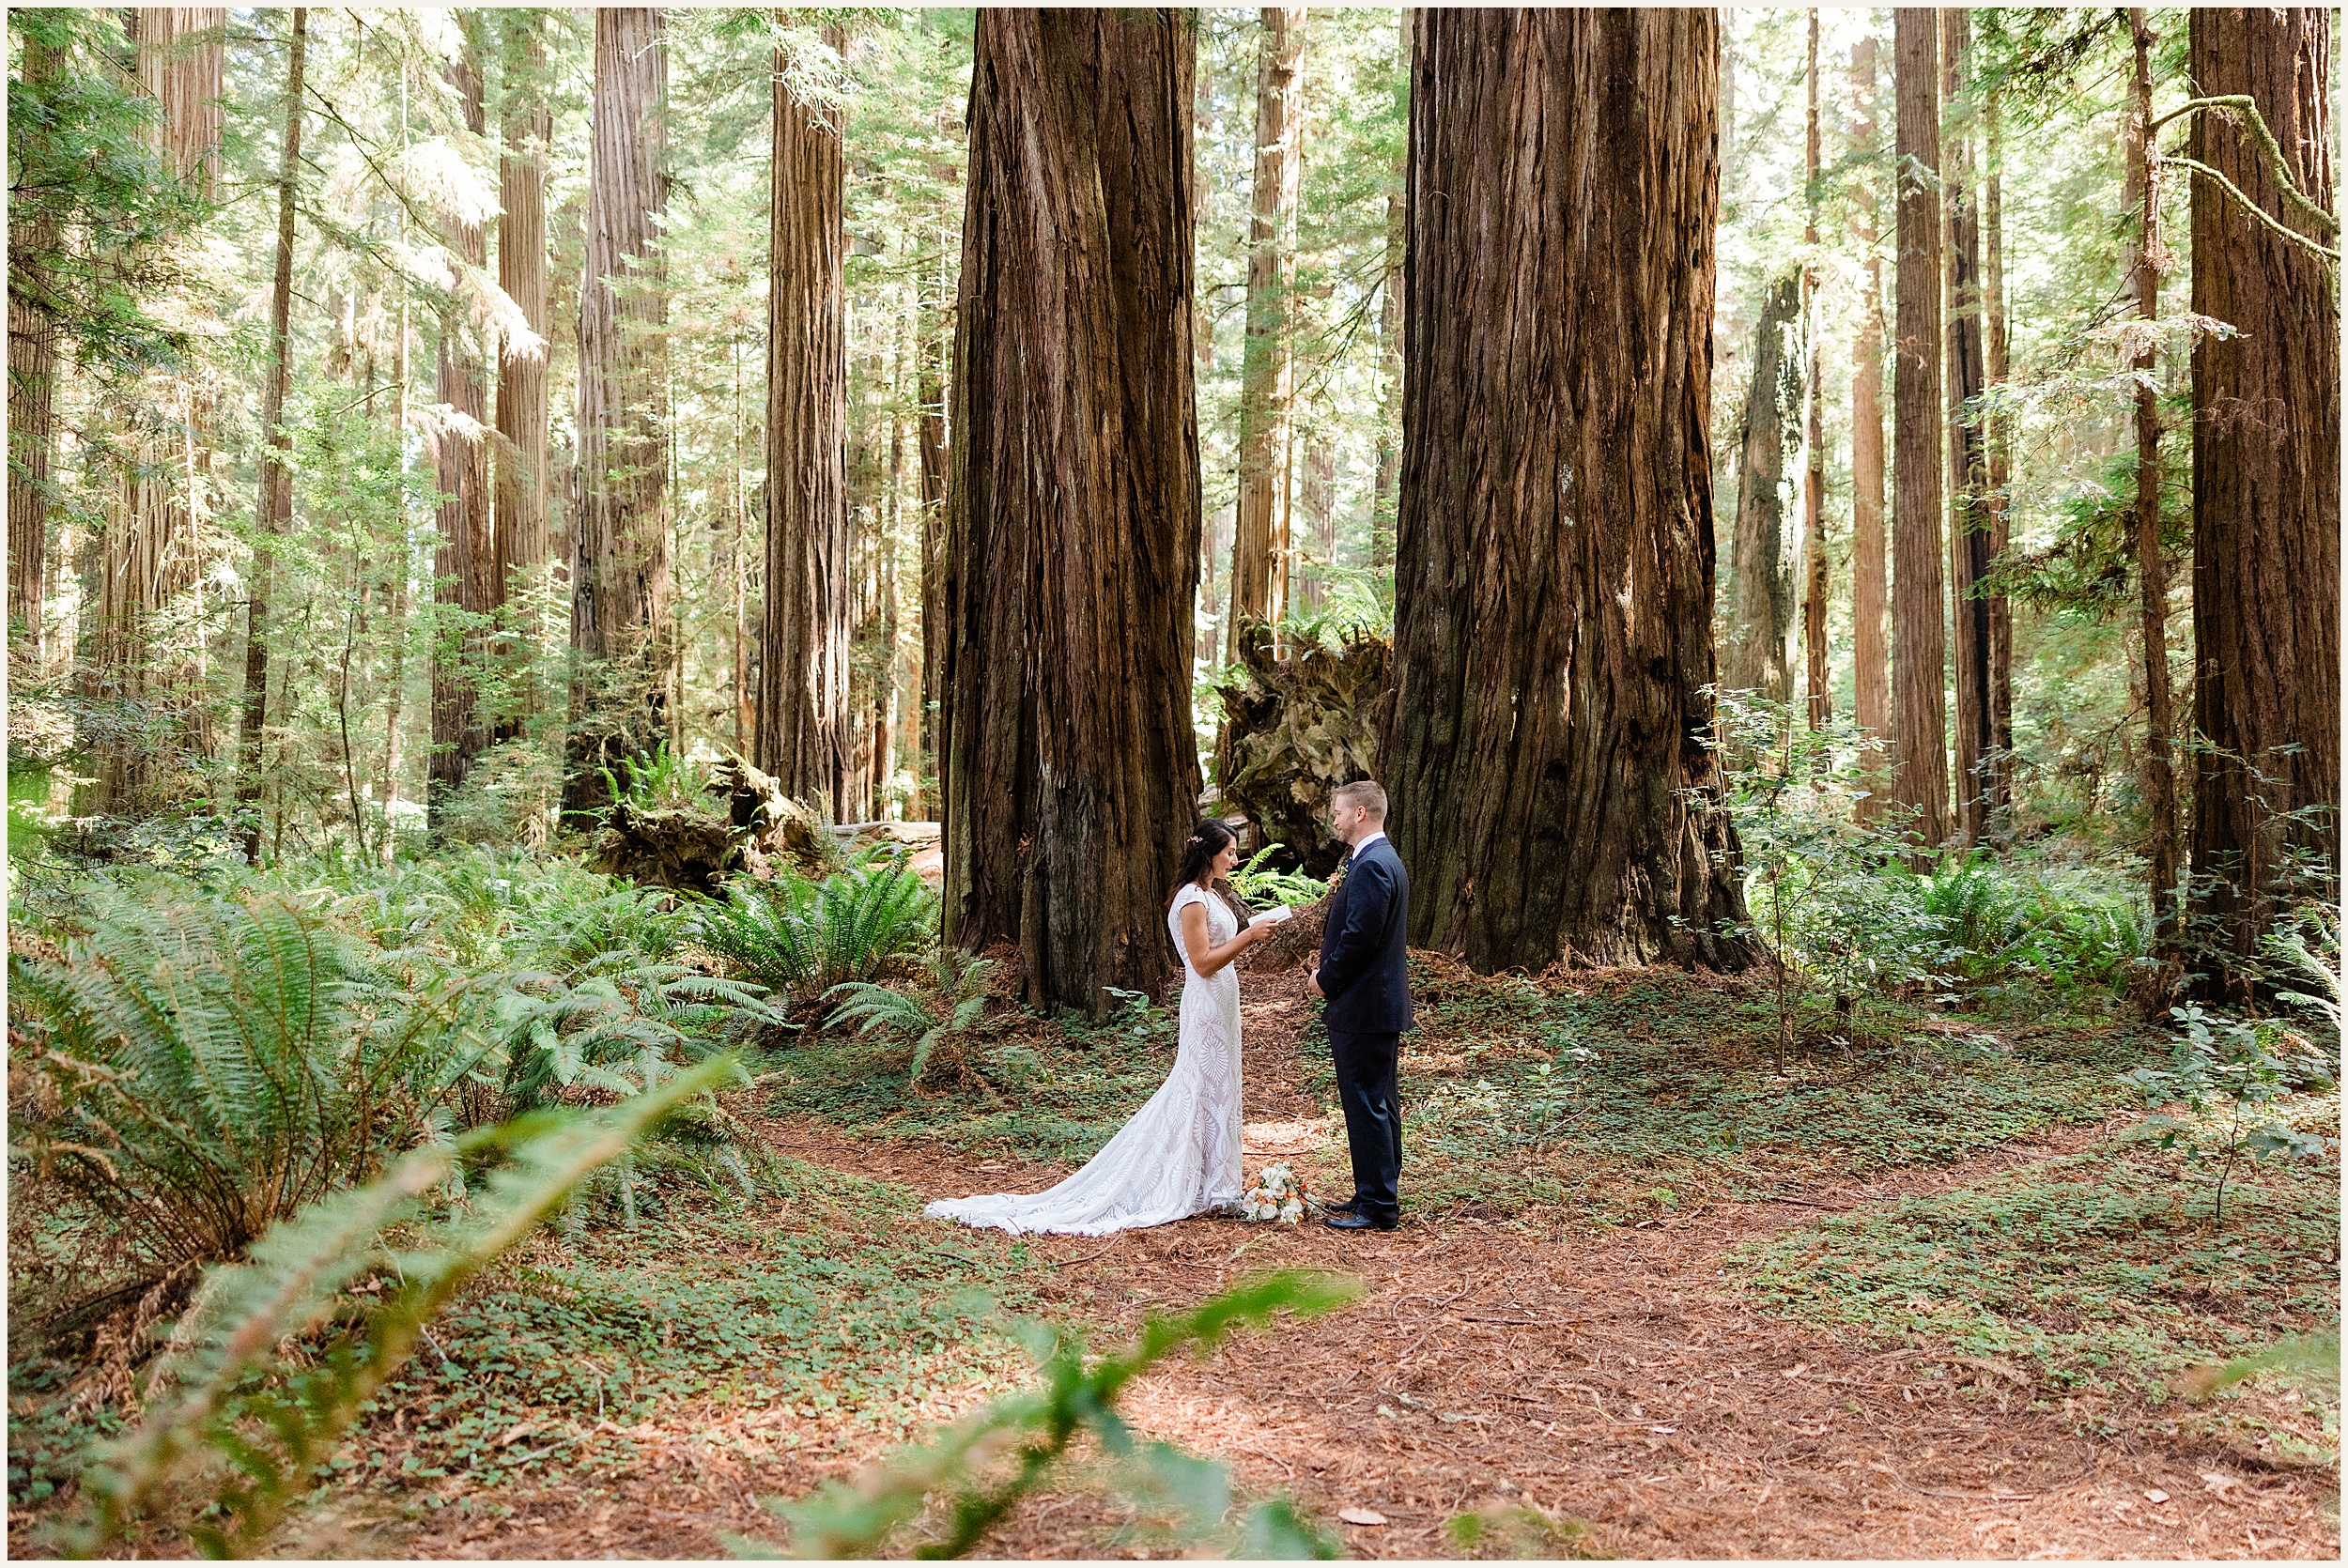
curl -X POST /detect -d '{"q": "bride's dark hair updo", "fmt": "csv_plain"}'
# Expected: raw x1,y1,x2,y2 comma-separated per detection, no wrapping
1170,818,1239,904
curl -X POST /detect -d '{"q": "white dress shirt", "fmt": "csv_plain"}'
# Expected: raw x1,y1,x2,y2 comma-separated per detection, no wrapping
1350,829,1387,863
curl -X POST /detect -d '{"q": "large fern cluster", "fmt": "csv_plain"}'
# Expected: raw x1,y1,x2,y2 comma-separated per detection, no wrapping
692,852,938,1003
8,881,498,1288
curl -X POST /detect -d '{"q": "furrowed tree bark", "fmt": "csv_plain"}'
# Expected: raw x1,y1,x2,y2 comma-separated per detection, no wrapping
1850,35,1891,820
429,22,493,833
564,7,672,823
98,8,224,808
1941,9,1994,846
2128,9,2181,957
1801,8,1829,731
1728,270,1803,705
940,8,1204,1013
7,30,61,667
1296,429,1336,613
235,7,305,862
493,4,550,739
1891,8,1950,854
759,34,853,813
2186,6,2340,1000
1224,6,1305,659
1385,8,1753,974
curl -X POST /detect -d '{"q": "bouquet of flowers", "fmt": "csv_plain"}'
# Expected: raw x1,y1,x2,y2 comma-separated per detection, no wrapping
1239,1161,1314,1223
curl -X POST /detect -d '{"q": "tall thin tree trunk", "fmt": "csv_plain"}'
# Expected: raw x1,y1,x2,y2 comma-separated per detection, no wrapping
916,125,952,813
1891,8,1950,854
1801,10,1829,731
1851,35,1891,818
1983,86,2014,798
8,31,61,667
1728,270,1803,704
2186,7,2340,1001
940,9,1203,1013
1295,431,1336,614
235,8,306,862
760,31,852,812
1385,8,1753,975
429,22,492,832
1368,10,1411,578
2128,8,2181,957
493,6,551,746
1224,6,1305,660
1941,10,1993,847
565,7,672,822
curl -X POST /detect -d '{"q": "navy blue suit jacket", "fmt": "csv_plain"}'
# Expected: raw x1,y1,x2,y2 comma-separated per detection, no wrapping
1317,835,1413,1034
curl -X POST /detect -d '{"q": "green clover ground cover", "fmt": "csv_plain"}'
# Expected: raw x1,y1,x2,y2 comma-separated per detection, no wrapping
761,992,1183,1163
1351,962,2162,1222
8,1154,1051,1530
1731,1090,2341,1397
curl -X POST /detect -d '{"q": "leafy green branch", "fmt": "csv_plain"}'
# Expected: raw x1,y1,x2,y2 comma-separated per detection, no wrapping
737,1269,1360,1559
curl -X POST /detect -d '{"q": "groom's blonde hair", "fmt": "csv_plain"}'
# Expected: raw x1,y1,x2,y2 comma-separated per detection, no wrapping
1332,780,1387,821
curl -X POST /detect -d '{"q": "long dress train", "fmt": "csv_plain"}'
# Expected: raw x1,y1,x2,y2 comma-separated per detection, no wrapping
924,884,1244,1237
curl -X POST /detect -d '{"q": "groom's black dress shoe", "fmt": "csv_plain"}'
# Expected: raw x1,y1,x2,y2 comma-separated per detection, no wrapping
1322,1198,1360,1217
1323,1210,1398,1232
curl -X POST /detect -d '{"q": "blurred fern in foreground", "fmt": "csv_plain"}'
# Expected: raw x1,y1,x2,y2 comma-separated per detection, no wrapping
735,1269,1359,1559
73,1060,732,1558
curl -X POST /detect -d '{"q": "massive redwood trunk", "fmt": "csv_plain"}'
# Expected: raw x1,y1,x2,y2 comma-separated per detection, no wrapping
493,10,551,645
564,7,672,822
1727,269,1803,704
2186,8,2340,999
939,9,1203,1014
1941,10,1994,846
429,23,493,831
1849,35,1891,816
1890,8,1949,853
1384,8,1752,974
1223,6,1305,658
758,36,853,811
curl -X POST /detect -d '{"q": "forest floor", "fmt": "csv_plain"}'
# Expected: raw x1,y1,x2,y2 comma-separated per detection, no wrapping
10,957,2340,1559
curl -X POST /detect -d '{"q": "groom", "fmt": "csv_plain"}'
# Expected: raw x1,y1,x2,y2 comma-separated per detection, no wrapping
1307,780,1411,1232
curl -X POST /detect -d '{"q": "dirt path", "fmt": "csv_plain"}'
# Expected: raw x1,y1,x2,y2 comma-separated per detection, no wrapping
394,978,2337,1560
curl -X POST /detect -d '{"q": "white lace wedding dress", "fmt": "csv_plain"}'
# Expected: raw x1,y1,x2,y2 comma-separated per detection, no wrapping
925,884,1244,1237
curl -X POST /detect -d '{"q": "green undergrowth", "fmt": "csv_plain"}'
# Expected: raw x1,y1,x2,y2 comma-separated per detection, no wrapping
1379,962,2159,1223
1728,1089,2340,1399
762,991,1182,1163
8,1155,1053,1532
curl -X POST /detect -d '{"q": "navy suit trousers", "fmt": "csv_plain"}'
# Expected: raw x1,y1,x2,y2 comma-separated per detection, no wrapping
1329,1026,1402,1220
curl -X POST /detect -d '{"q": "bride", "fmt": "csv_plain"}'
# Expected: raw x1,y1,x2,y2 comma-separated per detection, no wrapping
925,819,1273,1237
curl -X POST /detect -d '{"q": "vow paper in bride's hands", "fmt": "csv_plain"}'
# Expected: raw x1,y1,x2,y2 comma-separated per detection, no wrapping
1248,905,1293,929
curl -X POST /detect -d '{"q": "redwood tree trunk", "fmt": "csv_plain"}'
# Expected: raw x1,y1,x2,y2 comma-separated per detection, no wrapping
1850,35,1891,816
1385,8,1753,974
1983,85,2014,798
2186,7,2340,999
564,7,672,822
235,7,305,861
939,9,1203,1013
1891,8,1950,853
1224,6,1305,659
1728,269,1803,704
2129,9,2181,956
99,8,224,808
1941,10,1993,846
429,23,493,830
494,10,550,641
8,31,61,666
1801,8,1829,730
1368,10,1411,578
759,37,853,811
